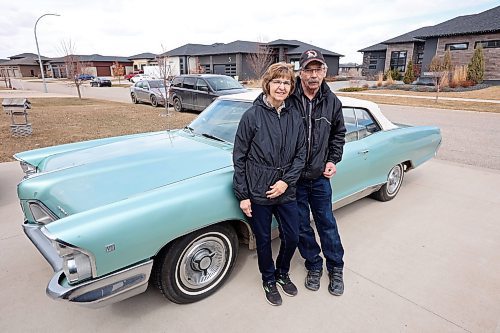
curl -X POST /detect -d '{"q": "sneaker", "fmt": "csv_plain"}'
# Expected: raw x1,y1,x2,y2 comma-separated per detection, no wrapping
328,267,344,296
305,270,322,291
276,273,298,297
263,281,282,306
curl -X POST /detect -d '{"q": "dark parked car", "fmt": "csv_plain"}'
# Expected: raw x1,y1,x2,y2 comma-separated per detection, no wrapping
169,74,247,112
76,74,94,81
130,80,168,107
90,77,112,87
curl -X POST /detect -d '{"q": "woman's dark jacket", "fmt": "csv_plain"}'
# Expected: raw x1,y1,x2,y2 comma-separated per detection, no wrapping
233,93,306,205
288,77,346,180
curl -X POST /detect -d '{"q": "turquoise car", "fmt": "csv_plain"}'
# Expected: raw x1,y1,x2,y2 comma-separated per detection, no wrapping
15,91,441,308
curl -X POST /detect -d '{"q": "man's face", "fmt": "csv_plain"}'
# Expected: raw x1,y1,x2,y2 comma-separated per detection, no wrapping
300,61,326,92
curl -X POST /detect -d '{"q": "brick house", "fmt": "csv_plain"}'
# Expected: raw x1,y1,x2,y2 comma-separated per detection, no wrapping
359,5,500,83
0,53,51,78
48,54,133,78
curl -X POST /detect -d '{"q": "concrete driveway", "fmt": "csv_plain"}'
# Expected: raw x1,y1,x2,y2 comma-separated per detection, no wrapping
1,159,499,333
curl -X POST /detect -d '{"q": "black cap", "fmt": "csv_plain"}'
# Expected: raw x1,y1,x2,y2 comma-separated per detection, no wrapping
299,49,326,69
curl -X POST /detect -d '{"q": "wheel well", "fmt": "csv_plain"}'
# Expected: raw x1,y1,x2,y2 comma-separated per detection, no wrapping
402,160,413,172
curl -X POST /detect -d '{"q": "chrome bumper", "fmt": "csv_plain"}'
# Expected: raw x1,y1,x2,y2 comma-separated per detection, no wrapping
23,222,153,308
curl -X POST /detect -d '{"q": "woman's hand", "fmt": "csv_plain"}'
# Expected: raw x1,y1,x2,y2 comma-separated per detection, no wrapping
240,199,252,217
266,180,288,199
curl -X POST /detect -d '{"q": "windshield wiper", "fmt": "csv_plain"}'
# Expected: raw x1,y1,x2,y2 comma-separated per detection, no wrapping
201,133,228,143
184,126,195,134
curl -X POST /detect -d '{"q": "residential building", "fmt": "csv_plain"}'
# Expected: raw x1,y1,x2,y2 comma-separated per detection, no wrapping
359,5,500,83
161,40,342,80
0,53,50,78
128,53,158,72
47,54,133,78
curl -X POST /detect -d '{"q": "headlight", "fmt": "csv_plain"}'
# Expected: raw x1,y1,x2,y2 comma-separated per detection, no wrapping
20,161,37,177
29,202,56,224
53,242,94,284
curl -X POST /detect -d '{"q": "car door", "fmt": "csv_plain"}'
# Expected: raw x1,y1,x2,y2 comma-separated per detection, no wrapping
194,78,213,111
181,77,196,110
331,107,380,203
136,81,148,102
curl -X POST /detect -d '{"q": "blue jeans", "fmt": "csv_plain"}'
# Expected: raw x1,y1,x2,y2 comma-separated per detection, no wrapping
297,176,344,272
250,201,300,283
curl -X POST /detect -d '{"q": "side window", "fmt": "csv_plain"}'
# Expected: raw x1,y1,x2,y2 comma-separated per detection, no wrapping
172,77,183,88
136,81,144,89
196,79,209,91
342,107,380,142
183,77,196,89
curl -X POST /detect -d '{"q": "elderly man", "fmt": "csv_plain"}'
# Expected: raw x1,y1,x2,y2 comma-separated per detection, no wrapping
288,49,346,296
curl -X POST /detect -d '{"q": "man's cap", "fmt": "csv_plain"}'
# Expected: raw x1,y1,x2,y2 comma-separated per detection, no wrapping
299,49,326,69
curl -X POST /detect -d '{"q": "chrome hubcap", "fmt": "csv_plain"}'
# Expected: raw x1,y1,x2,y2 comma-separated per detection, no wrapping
178,236,228,290
387,165,403,195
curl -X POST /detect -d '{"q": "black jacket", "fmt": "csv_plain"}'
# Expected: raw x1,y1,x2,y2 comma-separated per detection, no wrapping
233,93,306,205
288,77,346,180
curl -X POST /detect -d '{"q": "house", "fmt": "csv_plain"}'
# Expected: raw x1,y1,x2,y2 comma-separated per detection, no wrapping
128,53,158,72
338,62,363,77
160,40,342,80
359,5,500,83
48,54,133,78
0,53,50,78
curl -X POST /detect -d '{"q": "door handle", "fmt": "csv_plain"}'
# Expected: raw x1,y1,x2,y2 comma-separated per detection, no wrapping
358,150,369,155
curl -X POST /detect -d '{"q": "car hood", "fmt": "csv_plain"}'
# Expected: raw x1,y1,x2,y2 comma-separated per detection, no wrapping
18,131,233,216
215,88,248,96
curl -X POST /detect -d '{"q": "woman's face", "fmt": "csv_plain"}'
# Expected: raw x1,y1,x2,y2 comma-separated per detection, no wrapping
267,76,292,106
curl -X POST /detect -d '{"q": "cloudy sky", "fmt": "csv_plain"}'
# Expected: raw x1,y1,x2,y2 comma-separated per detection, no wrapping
1,0,498,63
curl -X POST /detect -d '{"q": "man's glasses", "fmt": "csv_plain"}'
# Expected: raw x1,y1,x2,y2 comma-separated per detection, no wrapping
301,67,325,75
270,79,292,87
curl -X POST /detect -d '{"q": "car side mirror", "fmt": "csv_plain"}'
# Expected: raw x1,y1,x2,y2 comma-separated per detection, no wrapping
199,86,209,92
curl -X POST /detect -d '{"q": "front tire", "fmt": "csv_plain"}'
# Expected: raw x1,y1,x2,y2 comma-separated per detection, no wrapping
131,93,138,104
150,95,158,107
154,224,239,304
372,163,404,202
173,97,182,112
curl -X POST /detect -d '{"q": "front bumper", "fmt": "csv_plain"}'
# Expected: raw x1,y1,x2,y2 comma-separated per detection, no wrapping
23,223,153,308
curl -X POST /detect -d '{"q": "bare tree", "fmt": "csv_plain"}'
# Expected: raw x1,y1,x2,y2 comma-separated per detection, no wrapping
60,40,90,99
248,44,274,79
156,48,176,128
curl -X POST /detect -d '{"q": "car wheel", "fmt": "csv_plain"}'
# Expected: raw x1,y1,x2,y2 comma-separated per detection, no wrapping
150,95,158,107
173,97,182,112
372,163,405,202
154,223,239,304
131,93,138,104
90,83,95,87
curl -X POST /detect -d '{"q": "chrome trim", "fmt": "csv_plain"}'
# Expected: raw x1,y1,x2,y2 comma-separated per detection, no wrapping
27,200,58,224
333,183,384,210
47,260,153,308
23,223,63,271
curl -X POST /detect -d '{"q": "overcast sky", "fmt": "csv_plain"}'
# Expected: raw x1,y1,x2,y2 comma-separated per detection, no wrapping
1,0,498,63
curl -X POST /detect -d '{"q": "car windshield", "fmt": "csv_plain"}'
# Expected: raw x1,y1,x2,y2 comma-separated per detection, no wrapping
148,80,165,88
187,99,252,144
205,76,244,91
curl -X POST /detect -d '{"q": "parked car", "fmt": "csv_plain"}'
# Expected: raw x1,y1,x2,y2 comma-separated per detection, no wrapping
14,91,441,308
76,74,94,81
125,70,144,81
130,74,153,83
90,77,112,87
169,74,247,112
130,80,168,107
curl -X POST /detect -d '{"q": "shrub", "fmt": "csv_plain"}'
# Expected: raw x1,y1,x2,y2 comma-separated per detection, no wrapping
451,65,467,88
338,87,368,92
467,45,485,84
443,50,452,72
386,71,394,85
403,61,415,84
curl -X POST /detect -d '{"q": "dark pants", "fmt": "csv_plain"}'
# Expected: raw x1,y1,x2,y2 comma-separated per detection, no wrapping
297,176,344,272
250,201,300,283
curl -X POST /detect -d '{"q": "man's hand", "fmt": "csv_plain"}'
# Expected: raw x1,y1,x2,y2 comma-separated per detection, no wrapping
323,162,337,178
266,180,288,199
240,199,252,217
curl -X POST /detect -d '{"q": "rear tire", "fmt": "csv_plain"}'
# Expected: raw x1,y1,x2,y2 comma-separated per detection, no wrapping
173,97,182,112
131,93,138,104
153,224,239,304
151,95,158,107
372,163,404,202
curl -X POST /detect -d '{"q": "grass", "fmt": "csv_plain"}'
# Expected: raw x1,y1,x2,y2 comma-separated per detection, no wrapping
0,98,196,162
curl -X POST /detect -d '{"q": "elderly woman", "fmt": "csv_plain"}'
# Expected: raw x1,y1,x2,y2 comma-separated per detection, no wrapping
233,63,306,306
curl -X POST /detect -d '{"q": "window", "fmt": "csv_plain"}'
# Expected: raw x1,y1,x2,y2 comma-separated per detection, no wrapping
369,59,377,65
179,58,184,74
416,52,424,64
342,107,380,143
475,40,500,49
390,51,407,72
183,77,196,89
225,64,236,76
196,79,209,91
171,77,183,88
445,43,468,51
368,65,377,69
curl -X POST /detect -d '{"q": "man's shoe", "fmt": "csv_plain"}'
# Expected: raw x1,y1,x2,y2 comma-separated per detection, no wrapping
305,270,322,291
328,267,344,296
276,273,298,297
263,281,282,306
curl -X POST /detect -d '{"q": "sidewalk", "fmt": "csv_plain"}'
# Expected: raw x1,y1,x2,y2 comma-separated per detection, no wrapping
336,91,500,104
0,89,73,99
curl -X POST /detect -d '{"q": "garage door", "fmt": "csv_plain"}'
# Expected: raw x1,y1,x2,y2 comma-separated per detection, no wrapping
96,66,111,76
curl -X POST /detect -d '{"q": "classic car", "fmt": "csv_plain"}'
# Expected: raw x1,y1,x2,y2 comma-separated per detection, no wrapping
15,91,441,308
130,79,168,107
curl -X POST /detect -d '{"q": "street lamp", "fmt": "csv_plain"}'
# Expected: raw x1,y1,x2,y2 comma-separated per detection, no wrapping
34,13,60,93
